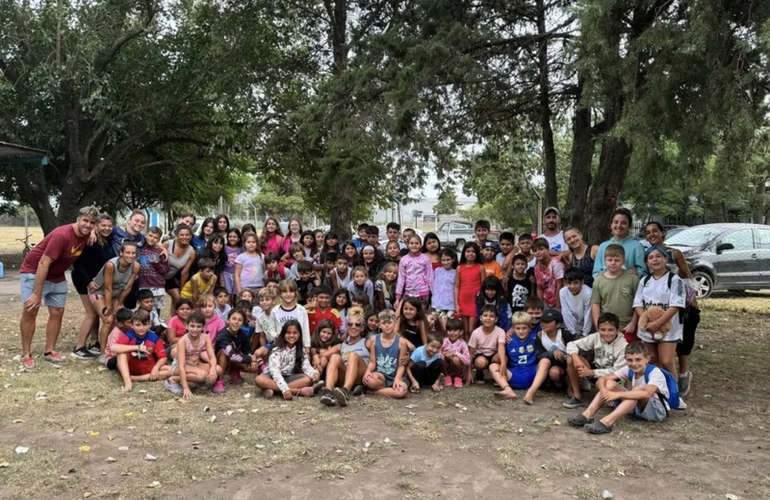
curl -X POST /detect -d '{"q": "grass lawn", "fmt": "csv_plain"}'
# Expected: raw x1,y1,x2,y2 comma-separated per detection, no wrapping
0,293,768,500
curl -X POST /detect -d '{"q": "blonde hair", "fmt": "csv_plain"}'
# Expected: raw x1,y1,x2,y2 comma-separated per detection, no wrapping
348,306,364,318
378,309,396,322
278,279,298,293
511,311,532,327
196,293,216,309
257,287,278,300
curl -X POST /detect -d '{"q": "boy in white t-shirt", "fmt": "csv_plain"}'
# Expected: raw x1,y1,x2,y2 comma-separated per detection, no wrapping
568,342,669,434
559,268,593,338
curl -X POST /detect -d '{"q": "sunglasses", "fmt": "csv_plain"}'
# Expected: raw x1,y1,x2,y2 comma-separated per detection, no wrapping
347,322,362,327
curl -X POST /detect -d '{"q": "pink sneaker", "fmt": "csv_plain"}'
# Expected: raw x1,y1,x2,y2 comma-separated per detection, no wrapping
453,377,463,388
229,370,244,384
22,354,35,372
444,375,452,387
299,386,315,397
212,380,226,394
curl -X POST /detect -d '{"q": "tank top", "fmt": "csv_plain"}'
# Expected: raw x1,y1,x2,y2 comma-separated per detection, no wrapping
334,269,352,289
93,257,134,296
664,247,680,275
540,329,567,353
184,334,206,360
571,246,595,287
341,337,370,365
375,334,401,381
401,321,423,348
166,239,195,279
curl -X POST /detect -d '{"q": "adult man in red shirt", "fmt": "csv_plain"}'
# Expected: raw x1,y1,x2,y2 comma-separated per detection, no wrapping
19,206,99,371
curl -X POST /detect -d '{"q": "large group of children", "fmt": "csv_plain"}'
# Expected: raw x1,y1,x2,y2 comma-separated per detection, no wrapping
63,208,700,435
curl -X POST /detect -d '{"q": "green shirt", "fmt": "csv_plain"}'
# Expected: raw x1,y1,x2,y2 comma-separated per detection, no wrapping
591,272,639,328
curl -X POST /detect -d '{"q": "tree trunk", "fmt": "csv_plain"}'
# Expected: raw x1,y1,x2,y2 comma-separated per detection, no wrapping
583,135,632,244
564,77,594,229
536,0,557,208
328,161,353,241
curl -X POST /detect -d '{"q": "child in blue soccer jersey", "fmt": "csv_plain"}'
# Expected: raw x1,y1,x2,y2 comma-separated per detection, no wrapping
490,311,551,404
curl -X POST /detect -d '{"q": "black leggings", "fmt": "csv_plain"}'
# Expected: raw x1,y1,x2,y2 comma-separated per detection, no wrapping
411,360,444,387
677,306,700,357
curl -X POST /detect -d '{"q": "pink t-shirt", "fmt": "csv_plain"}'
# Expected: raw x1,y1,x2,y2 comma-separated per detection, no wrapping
205,315,225,341
104,326,126,362
263,234,284,255
167,316,187,339
468,326,505,357
534,259,565,308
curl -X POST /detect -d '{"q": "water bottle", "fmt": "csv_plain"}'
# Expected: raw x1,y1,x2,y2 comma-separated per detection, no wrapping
0,261,4,279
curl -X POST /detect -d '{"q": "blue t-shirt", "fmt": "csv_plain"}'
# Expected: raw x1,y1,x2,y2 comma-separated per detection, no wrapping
410,345,440,365
506,331,537,369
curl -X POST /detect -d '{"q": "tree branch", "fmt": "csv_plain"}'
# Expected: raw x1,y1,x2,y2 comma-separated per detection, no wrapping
93,0,156,76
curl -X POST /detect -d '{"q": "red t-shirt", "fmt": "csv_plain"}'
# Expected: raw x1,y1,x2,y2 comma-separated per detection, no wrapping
20,224,89,283
308,307,342,334
116,330,167,376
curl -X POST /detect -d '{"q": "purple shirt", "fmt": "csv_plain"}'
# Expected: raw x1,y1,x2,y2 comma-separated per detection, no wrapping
396,253,434,300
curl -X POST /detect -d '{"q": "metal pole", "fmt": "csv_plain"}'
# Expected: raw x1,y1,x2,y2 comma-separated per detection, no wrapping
24,206,29,242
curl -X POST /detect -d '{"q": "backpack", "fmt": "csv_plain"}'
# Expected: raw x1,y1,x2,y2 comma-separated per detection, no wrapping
628,364,680,411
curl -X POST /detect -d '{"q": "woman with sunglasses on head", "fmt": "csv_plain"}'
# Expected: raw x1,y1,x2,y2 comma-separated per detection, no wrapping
318,312,370,407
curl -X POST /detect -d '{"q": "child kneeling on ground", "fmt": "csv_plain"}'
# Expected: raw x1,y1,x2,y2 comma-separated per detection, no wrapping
111,309,172,392
255,320,320,400
568,342,672,434
490,311,551,404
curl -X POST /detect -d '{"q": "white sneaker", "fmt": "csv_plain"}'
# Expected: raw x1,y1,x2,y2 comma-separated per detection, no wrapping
674,399,688,410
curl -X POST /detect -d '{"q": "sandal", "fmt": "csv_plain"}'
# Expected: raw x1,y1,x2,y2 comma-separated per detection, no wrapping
585,421,613,434
567,414,593,427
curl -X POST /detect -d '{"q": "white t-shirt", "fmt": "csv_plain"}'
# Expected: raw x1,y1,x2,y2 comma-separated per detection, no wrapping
614,365,670,405
559,284,593,337
270,304,310,346
633,272,686,342
540,232,566,252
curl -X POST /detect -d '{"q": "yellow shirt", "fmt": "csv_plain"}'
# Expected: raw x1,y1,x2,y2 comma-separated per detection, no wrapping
180,272,217,300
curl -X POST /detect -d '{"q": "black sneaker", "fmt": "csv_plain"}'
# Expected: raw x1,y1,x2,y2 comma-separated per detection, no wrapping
563,396,584,409
70,347,96,360
313,380,325,394
475,369,485,383
333,387,350,407
319,389,336,406
351,384,366,396
86,343,101,356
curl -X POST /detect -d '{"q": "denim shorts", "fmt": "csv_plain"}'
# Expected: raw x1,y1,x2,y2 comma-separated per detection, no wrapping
20,273,68,309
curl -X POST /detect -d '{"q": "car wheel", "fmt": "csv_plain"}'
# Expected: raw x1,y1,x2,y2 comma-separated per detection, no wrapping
455,238,466,249
692,271,713,299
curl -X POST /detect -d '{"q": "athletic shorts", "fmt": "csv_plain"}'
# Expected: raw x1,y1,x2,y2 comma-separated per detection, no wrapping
613,387,667,422
508,364,537,390
20,273,68,309
106,357,118,371
473,353,495,366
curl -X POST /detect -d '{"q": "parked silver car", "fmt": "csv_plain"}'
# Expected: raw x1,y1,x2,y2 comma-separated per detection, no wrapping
666,223,770,299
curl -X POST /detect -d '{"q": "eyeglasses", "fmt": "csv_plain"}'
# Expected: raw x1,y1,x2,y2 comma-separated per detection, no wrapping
347,322,362,327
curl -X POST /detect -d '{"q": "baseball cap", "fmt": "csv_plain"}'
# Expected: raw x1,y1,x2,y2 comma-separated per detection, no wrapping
541,310,563,323
482,240,496,249
543,207,560,217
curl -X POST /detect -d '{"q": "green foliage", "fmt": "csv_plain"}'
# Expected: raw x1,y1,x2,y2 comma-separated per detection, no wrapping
433,190,458,215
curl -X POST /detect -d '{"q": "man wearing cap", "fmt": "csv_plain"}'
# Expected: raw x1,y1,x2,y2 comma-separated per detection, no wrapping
19,206,99,371
540,207,566,252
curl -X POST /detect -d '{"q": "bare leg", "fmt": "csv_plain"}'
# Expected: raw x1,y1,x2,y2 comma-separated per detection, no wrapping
20,307,40,355
116,353,133,391
566,355,588,400
657,342,678,379
167,289,180,316
44,307,65,353
523,358,551,405
325,354,344,389
489,363,516,399
342,354,366,390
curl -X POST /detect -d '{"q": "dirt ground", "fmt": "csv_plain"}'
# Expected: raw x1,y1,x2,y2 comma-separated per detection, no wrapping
0,289,769,500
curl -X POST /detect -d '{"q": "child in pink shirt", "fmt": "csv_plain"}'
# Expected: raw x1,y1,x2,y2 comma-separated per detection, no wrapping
103,308,134,368
197,294,225,341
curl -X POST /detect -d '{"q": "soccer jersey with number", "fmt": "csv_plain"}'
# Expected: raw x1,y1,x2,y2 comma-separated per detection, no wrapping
506,331,537,369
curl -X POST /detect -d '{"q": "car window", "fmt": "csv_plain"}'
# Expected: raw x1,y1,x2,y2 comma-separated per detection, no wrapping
756,228,770,250
666,226,723,247
438,222,449,232
721,229,754,252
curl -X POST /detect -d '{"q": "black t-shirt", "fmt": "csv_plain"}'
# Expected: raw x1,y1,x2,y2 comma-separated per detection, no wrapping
507,271,533,312
297,279,316,305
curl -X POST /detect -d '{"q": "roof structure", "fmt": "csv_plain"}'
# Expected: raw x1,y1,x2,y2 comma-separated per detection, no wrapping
0,141,49,165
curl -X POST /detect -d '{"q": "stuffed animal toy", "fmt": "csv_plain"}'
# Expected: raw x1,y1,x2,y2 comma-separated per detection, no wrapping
638,306,671,341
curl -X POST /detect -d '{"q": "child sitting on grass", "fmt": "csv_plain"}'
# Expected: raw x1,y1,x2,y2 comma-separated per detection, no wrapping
112,309,172,392
213,309,258,393
562,312,628,408
469,305,506,384
534,310,574,393
490,311,551,404
363,309,409,399
568,342,670,434
255,320,320,400
406,334,444,393
441,318,470,388
103,308,134,370
165,312,221,398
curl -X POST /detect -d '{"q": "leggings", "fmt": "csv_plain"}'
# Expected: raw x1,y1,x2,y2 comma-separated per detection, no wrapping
412,360,444,387
676,306,700,357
